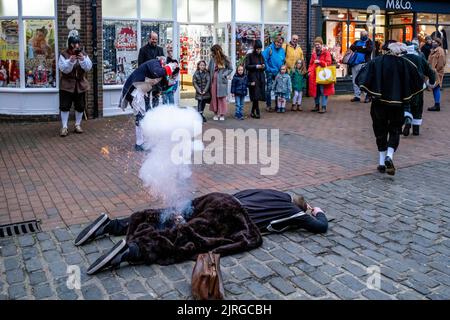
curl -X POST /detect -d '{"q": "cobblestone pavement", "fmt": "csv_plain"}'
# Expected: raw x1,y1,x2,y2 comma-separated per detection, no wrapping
1,159,449,300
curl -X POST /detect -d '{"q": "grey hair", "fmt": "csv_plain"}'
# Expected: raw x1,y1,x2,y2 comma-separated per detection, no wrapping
388,42,407,56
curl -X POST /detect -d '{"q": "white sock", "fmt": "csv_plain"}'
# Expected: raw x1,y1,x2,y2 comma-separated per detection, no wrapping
135,125,144,146
379,151,387,166
75,112,83,126
387,147,395,160
61,111,69,128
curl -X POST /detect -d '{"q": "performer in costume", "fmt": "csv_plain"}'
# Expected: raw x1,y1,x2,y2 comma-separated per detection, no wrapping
402,42,436,136
74,189,329,275
119,58,179,151
356,41,424,176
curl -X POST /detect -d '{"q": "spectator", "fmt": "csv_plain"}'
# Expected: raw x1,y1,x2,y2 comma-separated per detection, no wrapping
428,38,446,112
231,65,248,120
283,34,304,72
208,44,233,121
308,37,335,114
421,36,433,61
349,30,373,103
272,65,292,113
193,60,211,123
245,40,266,119
162,43,178,105
138,32,164,109
262,35,286,112
290,59,307,111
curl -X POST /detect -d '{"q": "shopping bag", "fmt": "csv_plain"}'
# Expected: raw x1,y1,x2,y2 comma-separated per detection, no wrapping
315,65,336,85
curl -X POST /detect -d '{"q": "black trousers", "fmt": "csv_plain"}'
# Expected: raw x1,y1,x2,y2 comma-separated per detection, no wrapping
251,100,260,115
106,218,130,236
197,99,206,113
59,90,86,112
411,92,424,122
370,100,404,152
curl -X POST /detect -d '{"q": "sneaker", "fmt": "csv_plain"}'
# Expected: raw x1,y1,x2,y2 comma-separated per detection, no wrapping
74,213,110,246
377,165,386,173
60,127,68,137
74,125,84,134
311,105,320,112
351,97,361,102
213,115,219,121
134,144,145,152
219,116,225,121
87,239,128,275
384,156,396,176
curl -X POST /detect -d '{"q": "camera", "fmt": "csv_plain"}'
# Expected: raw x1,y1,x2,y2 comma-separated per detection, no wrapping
74,48,82,55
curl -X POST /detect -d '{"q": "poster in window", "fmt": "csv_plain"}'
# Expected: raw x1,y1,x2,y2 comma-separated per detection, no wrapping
25,20,56,88
236,24,261,67
0,20,20,87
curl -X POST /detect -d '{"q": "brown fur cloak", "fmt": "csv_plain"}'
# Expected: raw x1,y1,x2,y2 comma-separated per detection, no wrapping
126,193,263,265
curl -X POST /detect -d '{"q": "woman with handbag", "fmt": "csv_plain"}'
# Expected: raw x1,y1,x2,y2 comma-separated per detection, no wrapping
308,37,335,114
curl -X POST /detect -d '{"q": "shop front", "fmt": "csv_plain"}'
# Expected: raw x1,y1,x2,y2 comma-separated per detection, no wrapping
319,0,450,89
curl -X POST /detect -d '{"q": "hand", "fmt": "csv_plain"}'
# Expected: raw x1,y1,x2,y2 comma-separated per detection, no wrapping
311,207,323,217
77,53,84,61
69,55,77,63
250,82,256,86
314,60,320,64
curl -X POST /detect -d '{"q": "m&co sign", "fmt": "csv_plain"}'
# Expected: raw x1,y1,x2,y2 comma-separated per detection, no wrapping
386,0,413,10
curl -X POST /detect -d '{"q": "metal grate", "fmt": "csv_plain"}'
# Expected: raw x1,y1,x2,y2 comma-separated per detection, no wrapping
0,220,41,238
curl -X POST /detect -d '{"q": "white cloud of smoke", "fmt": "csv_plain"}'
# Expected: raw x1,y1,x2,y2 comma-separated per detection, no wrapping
139,105,203,224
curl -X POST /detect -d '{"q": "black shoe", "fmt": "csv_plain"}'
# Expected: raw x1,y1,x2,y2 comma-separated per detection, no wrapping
351,97,361,102
384,156,396,176
311,104,320,112
87,239,128,275
428,105,440,112
377,165,386,173
75,213,110,246
403,123,411,136
134,144,145,152
250,112,257,118
412,125,420,136
201,115,207,123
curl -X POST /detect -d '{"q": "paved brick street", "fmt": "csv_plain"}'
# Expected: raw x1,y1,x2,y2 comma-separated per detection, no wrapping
1,92,449,300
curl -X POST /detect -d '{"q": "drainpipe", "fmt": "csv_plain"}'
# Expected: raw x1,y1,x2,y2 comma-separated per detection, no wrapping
91,0,99,118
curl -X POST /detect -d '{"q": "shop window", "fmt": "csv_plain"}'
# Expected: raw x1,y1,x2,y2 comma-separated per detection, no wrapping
102,0,137,19
179,25,213,75
102,20,138,85
417,13,437,25
236,0,261,22
264,0,288,23
438,14,450,24
24,19,56,88
141,22,173,49
22,0,54,16
141,0,172,20
0,19,20,87
417,24,437,45
264,24,288,47
389,13,413,25
322,8,348,21
0,0,18,16
235,24,261,66
218,0,231,23
324,20,348,77
349,10,368,22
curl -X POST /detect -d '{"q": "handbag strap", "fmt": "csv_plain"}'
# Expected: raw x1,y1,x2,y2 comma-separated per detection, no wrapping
208,252,217,295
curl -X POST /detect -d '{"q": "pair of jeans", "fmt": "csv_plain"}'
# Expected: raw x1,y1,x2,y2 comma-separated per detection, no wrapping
235,95,245,118
351,63,365,98
433,85,441,104
162,92,175,105
314,85,328,108
265,74,277,108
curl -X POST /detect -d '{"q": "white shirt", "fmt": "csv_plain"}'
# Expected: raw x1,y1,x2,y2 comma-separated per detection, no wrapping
58,53,93,74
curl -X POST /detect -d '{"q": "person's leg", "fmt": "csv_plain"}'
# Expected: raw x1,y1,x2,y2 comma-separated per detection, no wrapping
292,91,299,110
235,95,243,118
135,113,145,151
384,106,404,176
73,91,86,133
59,91,72,137
371,100,389,171
169,92,175,104
403,102,413,136
298,91,303,111
412,93,424,135
151,91,160,108
74,214,131,246
321,93,328,113
265,75,273,110
351,65,362,101
429,85,441,111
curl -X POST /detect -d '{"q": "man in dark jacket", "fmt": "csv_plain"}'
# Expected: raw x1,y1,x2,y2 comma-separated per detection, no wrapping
421,36,433,61
245,40,266,119
75,189,328,275
402,42,436,136
356,41,424,176
350,30,373,103
138,32,165,109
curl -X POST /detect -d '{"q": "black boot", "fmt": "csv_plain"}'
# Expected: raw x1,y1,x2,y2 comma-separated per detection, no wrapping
75,213,111,246
428,103,440,111
403,118,411,136
200,112,207,123
255,106,261,119
311,104,320,112
412,125,420,136
87,240,141,275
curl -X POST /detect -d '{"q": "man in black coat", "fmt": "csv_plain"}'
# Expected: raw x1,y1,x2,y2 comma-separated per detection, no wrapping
138,32,165,109
356,41,424,176
74,189,328,275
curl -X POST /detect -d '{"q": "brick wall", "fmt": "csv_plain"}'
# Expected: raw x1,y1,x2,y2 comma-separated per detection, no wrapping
57,0,103,119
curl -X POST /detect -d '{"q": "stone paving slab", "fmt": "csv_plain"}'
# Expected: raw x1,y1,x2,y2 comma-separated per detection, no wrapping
1,159,449,300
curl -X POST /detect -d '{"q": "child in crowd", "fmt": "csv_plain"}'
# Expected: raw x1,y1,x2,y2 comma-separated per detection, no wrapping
231,65,248,120
272,65,292,113
290,59,307,111
193,60,211,123
162,44,178,105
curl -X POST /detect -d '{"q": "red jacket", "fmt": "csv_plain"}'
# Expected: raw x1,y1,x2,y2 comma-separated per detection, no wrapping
308,49,335,97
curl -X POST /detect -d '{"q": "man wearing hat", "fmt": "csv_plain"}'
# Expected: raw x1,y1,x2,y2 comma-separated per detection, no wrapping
58,30,92,137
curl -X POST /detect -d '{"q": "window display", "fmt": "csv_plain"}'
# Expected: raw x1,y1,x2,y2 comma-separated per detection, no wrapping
103,20,138,85
264,24,288,47
235,24,261,66
24,19,56,88
179,25,213,75
0,19,20,87
141,22,173,50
